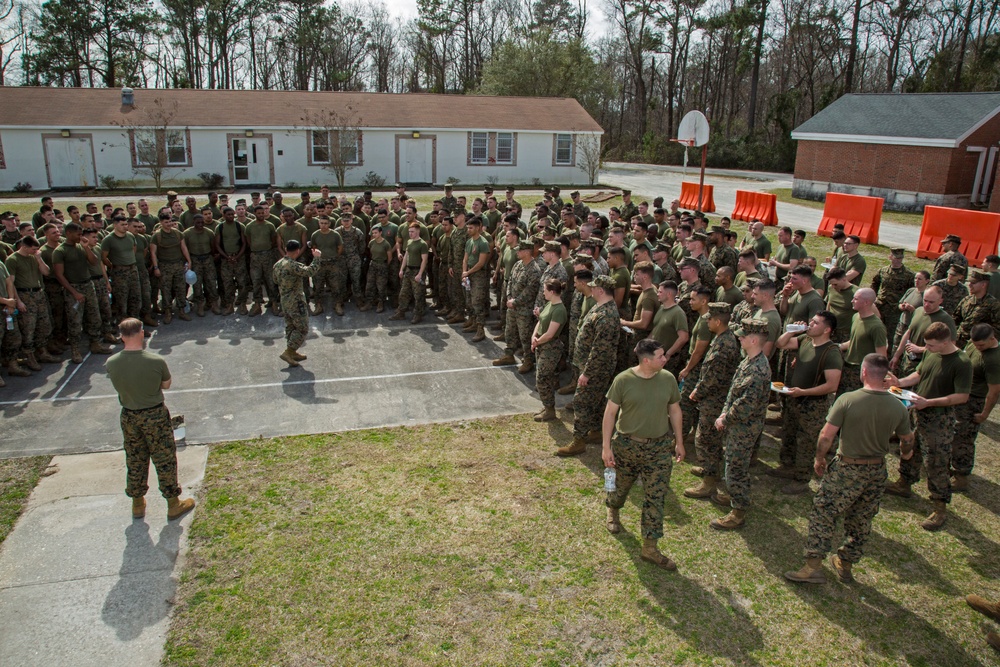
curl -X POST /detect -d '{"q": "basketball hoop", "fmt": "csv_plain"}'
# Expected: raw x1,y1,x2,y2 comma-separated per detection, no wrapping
676,110,711,208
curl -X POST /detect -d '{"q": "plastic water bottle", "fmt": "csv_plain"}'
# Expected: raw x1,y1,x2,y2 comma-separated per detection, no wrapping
4,313,12,330
108,291,113,304
604,467,616,492
183,302,191,314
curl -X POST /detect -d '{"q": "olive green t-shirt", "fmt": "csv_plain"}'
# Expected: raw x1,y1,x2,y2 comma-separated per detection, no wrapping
773,243,802,281
785,289,824,327
788,337,843,389
650,303,687,351
101,232,137,266
538,301,567,339
580,295,597,319
245,221,277,252
716,284,743,308
753,308,783,348
610,266,631,292
182,228,215,256
827,389,912,458
607,368,682,439
133,233,149,265
52,243,92,284
217,221,245,255
369,238,391,263
751,235,772,259
4,252,43,289
689,313,714,355
310,230,342,257
278,222,307,249
915,350,973,411
464,236,490,268
137,213,158,234
151,228,184,262
825,284,857,332
405,238,429,268
838,252,867,286
966,342,1000,399
105,349,171,410
845,314,888,365
906,307,957,345
634,287,658,332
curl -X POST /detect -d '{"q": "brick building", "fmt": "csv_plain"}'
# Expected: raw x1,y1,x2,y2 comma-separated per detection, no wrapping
791,92,1000,212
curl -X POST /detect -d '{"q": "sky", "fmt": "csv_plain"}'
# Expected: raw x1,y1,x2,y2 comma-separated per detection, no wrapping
376,0,610,36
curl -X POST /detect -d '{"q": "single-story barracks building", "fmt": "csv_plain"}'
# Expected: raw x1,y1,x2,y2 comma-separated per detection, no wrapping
0,87,604,190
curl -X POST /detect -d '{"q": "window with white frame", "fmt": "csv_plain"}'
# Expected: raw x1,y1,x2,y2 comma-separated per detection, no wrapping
133,130,157,166
339,131,360,164
496,132,514,164
311,131,331,164
165,130,188,165
311,130,360,165
470,132,488,164
555,134,573,165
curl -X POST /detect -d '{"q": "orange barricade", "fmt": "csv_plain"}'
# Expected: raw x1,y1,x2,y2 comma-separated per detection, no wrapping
678,181,716,212
732,190,779,226
916,206,1000,266
816,193,883,245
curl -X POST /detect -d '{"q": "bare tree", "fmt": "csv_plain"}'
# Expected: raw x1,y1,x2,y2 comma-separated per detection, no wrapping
577,134,603,186
113,98,186,193
297,105,364,189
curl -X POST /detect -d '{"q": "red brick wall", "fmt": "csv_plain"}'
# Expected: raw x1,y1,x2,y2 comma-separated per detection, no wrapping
794,141,955,193
990,163,1000,212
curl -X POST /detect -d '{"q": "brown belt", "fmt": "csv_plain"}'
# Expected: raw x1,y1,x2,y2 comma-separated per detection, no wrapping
838,455,883,465
623,432,670,445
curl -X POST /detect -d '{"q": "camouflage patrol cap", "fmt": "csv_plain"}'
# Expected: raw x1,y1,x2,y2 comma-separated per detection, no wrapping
943,234,962,245
572,253,594,266
890,248,905,257
707,302,731,317
579,239,596,249
565,230,581,240
589,274,616,291
516,240,534,252
734,318,770,337
543,241,561,253
709,226,726,235
970,268,991,282
570,191,580,198
689,232,709,245
654,242,671,253
948,264,968,276
622,189,632,196
679,257,700,270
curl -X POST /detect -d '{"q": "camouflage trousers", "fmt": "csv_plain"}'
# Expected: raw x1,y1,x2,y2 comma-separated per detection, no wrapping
606,432,676,539
468,271,490,325
679,364,703,435
388,256,401,304
136,263,153,315
280,295,310,351
44,280,67,342
723,421,765,511
900,408,954,503
345,256,363,303
535,339,564,409
616,326,634,376
93,276,115,334
573,373,613,439
121,403,181,499
432,259,447,310
365,261,389,304
497,279,509,331
248,250,278,304
220,258,250,308
448,266,467,315
398,267,426,316
189,255,218,306
837,364,862,397
505,307,535,361
695,398,727,477
159,261,188,312
64,281,102,341
313,259,346,304
0,314,22,363
665,351,687,380
951,395,986,476
109,265,141,321
780,396,832,481
16,288,51,352
805,458,886,563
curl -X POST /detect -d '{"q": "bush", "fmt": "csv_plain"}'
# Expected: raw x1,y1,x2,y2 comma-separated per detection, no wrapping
283,181,299,189
198,172,226,189
361,171,386,188
12,182,32,193
99,174,121,190
531,177,542,186
445,176,461,185
486,174,499,186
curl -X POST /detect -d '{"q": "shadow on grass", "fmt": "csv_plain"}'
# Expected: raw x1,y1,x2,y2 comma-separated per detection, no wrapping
964,474,1000,517
614,530,765,666
742,506,982,666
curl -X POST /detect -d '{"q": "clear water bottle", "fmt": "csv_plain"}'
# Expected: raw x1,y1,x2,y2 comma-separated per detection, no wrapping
183,302,191,314
5,313,12,331
108,291,113,304
604,467,616,492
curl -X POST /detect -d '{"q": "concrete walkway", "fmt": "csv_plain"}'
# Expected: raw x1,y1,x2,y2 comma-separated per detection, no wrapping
0,446,207,667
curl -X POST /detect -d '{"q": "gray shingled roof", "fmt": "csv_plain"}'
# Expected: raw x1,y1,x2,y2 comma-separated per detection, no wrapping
792,92,1000,141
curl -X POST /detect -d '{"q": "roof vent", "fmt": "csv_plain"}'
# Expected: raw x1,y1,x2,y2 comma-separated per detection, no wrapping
121,87,134,107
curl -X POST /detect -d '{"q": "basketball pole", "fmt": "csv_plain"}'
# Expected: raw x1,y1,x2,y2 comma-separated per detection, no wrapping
698,143,707,211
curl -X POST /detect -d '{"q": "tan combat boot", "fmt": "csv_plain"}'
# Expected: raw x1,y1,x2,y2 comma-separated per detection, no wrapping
447,312,465,325
237,303,249,316
830,554,853,582
689,466,705,477
921,500,947,531
36,348,61,363
70,345,84,364
102,332,120,345
967,594,1000,623
22,352,41,371
987,632,1000,653
167,496,196,520
884,478,913,498
492,354,516,366
290,349,307,361
767,464,798,479
517,360,534,374
279,348,299,366
132,496,146,519
492,332,506,342
334,302,344,316
375,302,385,313
357,302,370,312
555,438,587,457
6,361,31,377
462,319,477,332
533,407,556,422
606,507,622,534
211,300,222,315
684,476,719,499
388,310,405,321
951,473,969,492
47,339,66,354
247,302,261,317
784,557,826,584
163,307,174,323
411,313,423,324
710,487,732,507
640,538,677,571
142,313,159,327
196,301,205,317
557,381,576,395
710,508,746,531
471,325,486,342
177,307,192,321
90,341,113,355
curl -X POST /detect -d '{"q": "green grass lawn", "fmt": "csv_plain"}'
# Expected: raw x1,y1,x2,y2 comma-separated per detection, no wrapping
0,456,51,545
767,188,926,228
163,415,1000,666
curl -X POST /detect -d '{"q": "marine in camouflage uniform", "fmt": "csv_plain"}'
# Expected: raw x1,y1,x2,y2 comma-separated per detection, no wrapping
931,235,968,281
870,250,914,349
689,305,741,481
931,276,968,317
952,330,1000,484
448,219,470,319
272,241,322,363
498,242,541,364
953,271,1000,348
339,218,367,307
709,239,739,273
714,318,772,528
564,276,620,449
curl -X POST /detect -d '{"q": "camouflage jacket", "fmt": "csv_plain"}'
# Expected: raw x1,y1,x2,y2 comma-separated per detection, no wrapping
954,293,1000,346
272,257,320,303
722,351,771,424
338,226,366,261
575,300,620,380
931,279,969,316
709,244,739,273
536,261,569,309
933,250,968,282
450,226,468,268
870,265,915,308
508,259,542,311
694,329,741,403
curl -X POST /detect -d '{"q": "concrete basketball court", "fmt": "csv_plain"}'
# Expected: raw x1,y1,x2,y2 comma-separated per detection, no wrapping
0,308,549,458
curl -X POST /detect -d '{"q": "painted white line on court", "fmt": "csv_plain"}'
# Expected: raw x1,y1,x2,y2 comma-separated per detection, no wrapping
51,352,92,400
0,364,509,407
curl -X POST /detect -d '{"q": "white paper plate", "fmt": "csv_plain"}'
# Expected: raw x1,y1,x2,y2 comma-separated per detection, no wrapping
820,262,835,270
771,383,792,394
889,387,920,402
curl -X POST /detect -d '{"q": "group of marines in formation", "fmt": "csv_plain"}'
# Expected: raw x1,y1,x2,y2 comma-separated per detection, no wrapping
3,186,1000,593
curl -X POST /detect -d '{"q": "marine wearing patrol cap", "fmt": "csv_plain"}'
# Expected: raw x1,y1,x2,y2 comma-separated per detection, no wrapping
708,302,732,317
734,317,770,337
